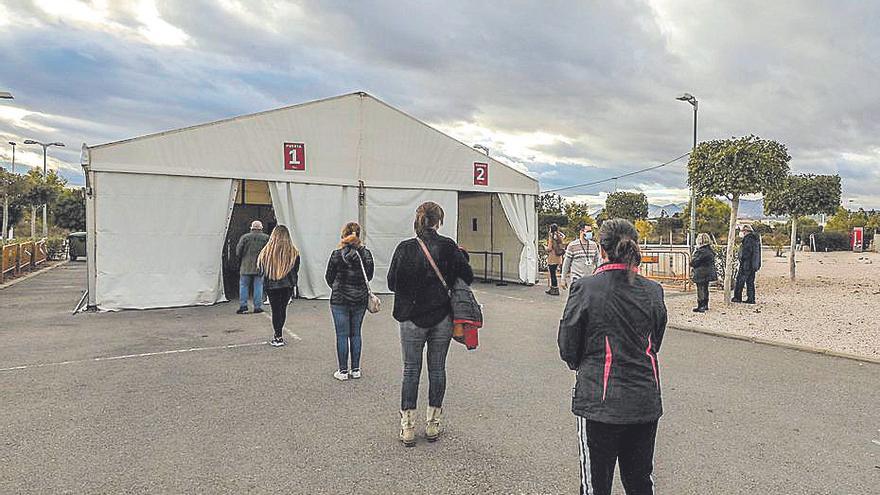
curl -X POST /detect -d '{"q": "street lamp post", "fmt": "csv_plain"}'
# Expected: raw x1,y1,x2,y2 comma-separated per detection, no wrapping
23,140,65,238
676,93,698,251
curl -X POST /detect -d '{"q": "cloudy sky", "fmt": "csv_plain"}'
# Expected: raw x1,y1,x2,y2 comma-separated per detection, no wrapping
1,0,878,209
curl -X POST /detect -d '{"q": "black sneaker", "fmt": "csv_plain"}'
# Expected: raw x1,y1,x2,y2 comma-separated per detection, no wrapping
730,298,743,304
253,308,265,314
269,337,285,347
236,307,248,314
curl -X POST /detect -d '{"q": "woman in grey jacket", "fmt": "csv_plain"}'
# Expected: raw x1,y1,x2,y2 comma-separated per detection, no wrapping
558,219,667,495
325,222,374,381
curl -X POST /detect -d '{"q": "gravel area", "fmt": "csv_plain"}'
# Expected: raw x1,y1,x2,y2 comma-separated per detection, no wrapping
666,250,880,360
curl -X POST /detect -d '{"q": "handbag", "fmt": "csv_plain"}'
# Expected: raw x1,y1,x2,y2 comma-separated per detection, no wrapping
417,238,480,349
355,250,381,314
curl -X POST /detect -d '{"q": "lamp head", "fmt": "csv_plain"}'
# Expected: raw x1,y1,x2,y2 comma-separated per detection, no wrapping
23,139,38,145
50,142,65,147
7,141,15,146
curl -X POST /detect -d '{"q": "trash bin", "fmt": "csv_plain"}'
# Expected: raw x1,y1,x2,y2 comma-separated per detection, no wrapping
68,232,87,261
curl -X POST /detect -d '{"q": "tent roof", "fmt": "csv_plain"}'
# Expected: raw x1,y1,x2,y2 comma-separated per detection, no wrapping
87,92,538,195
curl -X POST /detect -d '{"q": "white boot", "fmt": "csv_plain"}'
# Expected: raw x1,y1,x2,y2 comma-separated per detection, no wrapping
399,410,416,447
425,406,443,442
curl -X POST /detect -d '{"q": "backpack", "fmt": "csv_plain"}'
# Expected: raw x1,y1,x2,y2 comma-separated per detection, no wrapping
551,234,566,256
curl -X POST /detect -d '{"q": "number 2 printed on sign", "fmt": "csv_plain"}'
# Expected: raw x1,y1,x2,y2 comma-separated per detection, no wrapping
474,162,488,186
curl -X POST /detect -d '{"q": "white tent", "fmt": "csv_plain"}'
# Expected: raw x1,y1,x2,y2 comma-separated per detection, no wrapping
81,92,539,310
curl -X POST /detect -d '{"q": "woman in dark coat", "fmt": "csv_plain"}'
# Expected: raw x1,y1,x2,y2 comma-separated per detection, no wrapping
690,233,717,313
325,222,374,381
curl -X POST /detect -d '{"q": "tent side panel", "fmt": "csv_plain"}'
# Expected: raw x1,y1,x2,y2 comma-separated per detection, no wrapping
365,188,458,294
89,96,361,184
360,97,539,195
94,173,235,310
268,182,359,299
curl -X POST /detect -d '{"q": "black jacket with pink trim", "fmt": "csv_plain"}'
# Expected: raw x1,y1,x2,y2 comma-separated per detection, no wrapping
557,263,667,424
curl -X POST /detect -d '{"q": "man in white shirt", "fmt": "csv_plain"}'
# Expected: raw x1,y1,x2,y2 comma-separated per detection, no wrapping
560,223,600,290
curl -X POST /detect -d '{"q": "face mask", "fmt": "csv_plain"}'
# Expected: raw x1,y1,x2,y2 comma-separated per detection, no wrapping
583,231,593,240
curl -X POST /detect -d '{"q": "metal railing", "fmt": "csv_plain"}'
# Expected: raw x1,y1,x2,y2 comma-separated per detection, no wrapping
1,239,48,283
639,249,692,291
469,251,507,286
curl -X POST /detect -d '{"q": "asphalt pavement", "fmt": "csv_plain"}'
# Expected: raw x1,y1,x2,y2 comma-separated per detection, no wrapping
1,262,878,494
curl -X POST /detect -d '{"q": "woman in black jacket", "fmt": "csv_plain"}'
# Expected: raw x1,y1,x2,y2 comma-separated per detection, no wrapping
387,201,473,447
325,222,374,381
690,233,718,313
558,219,667,495
257,225,300,347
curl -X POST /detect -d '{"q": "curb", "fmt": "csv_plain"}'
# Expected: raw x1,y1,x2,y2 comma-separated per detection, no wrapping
0,260,70,290
668,323,880,365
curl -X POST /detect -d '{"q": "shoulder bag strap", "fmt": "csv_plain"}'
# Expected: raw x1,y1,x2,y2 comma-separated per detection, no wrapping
354,250,373,295
416,237,449,291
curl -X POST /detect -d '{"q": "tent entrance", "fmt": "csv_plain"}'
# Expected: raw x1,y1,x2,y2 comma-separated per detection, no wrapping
222,180,276,299
457,192,521,283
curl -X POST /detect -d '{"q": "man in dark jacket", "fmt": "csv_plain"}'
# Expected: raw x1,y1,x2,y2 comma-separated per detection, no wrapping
236,220,270,314
733,224,762,304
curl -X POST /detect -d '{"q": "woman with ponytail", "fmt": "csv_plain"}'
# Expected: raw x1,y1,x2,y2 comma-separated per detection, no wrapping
325,222,374,380
257,225,301,347
557,219,668,494
387,201,474,447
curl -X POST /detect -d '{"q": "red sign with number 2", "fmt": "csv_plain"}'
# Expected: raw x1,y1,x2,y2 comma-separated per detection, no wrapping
474,162,488,186
284,143,306,171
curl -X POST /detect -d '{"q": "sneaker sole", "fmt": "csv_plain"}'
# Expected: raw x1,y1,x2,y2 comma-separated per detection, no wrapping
426,436,438,443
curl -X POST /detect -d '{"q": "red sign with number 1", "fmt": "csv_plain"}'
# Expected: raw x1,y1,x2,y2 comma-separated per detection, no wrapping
284,143,306,171
474,162,488,186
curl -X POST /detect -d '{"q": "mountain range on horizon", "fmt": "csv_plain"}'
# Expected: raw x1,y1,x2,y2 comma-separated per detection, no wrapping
588,199,773,220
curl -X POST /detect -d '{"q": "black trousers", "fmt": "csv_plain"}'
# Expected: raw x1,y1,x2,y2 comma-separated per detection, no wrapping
577,417,658,495
696,282,709,307
733,269,756,302
266,287,292,339
549,264,559,288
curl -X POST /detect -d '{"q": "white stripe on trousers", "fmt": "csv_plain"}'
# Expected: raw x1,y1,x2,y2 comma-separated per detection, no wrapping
577,416,593,495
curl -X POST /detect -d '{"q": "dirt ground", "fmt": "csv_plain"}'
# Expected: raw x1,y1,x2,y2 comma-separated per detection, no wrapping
665,250,880,359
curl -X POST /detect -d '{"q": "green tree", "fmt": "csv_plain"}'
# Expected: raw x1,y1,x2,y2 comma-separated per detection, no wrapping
538,193,565,214
681,197,731,242
764,174,841,280
605,191,648,221
20,170,62,238
564,200,595,237
1,170,29,240
54,187,87,232
688,135,790,303
655,215,683,244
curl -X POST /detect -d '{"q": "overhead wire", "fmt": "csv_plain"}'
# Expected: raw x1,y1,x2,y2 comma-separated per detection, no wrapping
540,152,691,194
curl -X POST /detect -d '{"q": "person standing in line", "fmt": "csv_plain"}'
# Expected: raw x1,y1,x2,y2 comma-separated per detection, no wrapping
325,222,374,381
732,224,762,304
236,220,270,314
560,223,600,290
690,233,717,313
257,225,300,347
558,219,667,495
388,201,474,447
546,224,566,296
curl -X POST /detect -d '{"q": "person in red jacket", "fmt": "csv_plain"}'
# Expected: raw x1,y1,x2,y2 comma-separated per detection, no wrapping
558,219,668,495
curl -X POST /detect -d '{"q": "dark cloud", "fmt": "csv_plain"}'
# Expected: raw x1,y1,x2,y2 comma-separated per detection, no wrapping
0,0,878,206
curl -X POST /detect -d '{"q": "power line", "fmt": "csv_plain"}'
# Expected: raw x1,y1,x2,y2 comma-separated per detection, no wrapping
540,152,691,194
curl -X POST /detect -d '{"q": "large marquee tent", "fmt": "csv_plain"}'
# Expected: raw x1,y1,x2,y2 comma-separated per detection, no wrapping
81,92,539,310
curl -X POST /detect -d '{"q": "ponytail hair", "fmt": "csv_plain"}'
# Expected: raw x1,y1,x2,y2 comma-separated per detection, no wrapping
598,219,641,281
414,201,445,237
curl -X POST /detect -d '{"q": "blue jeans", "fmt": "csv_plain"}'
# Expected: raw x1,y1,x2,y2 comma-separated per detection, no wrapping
239,274,264,310
330,304,366,372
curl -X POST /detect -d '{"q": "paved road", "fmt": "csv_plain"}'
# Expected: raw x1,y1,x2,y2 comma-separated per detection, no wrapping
1,263,878,494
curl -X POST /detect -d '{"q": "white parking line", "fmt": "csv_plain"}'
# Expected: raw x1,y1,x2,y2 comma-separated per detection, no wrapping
0,341,268,373
261,312,302,341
